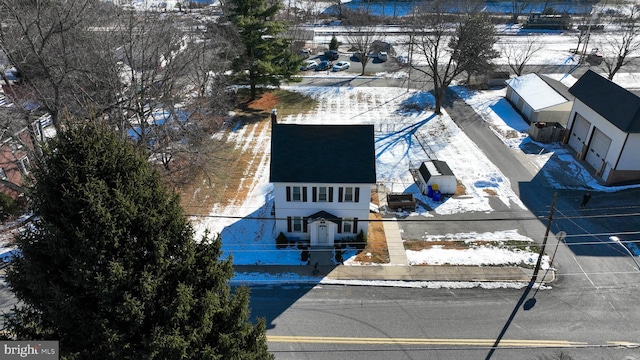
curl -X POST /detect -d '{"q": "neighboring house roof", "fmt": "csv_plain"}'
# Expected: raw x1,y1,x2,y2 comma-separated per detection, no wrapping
270,124,376,184
506,73,569,110
538,74,574,101
569,69,640,133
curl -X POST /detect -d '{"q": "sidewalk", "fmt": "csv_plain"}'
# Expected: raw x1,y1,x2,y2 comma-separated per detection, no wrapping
233,217,556,284
233,263,555,283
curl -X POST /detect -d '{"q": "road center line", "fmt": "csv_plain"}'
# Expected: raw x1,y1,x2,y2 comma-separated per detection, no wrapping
267,335,588,347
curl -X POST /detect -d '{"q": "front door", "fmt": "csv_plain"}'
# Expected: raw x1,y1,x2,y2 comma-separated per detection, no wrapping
318,224,328,245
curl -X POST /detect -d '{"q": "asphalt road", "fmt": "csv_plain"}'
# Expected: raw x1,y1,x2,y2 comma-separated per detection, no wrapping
253,284,640,360
269,66,640,359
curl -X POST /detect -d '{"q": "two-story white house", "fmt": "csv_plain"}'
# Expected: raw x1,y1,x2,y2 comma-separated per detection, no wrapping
270,123,376,247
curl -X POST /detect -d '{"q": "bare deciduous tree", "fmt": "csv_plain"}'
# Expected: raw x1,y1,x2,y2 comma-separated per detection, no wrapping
0,0,117,131
510,0,534,23
501,35,545,76
410,1,493,114
345,26,385,76
0,0,238,184
593,3,640,80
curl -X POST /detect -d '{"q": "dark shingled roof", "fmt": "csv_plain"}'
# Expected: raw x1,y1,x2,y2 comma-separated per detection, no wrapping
307,210,341,224
569,70,640,133
270,124,376,184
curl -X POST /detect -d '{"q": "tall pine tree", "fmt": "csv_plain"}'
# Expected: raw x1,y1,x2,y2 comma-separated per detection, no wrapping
227,0,300,99
4,122,272,360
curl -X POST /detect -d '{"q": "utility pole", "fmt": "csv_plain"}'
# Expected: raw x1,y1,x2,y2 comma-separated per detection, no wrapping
531,193,558,284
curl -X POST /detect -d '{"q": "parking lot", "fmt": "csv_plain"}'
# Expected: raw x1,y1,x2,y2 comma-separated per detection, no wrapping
299,51,404,75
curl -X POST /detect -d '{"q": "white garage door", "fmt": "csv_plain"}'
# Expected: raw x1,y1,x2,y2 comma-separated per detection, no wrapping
568,114,590,154
585,128,611,173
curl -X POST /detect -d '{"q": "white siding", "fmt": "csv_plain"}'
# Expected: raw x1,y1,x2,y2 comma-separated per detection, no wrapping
617,133,640,170
273,182,371,243
568,100,629,181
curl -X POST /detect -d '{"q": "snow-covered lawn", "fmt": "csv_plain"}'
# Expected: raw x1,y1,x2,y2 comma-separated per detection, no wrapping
192,65,640,273
193,85,548,268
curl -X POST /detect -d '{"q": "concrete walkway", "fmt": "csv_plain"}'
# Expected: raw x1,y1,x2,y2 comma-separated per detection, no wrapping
382,217,410,266
234,263,555,283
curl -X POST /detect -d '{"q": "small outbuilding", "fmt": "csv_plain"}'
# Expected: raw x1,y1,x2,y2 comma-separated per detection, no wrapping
416,160,456,195
505,73,574,126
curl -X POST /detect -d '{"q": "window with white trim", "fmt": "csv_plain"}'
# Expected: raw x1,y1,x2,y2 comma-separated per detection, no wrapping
292,216,303,232
344,187,354,202
0,168,6,180
292,186,302,201
343,220,353,234
318,186,327,202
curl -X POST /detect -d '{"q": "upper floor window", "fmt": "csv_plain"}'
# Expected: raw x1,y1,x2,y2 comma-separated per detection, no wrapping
344,187,353,202
0,168,6,181
286,186,307,202
318,187,327,202
292,186,301,201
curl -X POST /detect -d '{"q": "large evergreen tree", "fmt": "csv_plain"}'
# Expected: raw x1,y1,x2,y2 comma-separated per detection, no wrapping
4,122,272,360
449,13,499,83
227,0,300,99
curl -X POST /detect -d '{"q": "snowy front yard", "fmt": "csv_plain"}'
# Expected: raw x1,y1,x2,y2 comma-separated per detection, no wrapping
192,84,564,268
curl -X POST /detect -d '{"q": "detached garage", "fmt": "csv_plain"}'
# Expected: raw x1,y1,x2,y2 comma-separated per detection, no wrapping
566,70,640,184
416,160,457,195
506,73,574,126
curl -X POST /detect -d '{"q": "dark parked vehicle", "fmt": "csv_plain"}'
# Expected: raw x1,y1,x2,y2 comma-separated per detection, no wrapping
325,50,339,60
316,60,333,71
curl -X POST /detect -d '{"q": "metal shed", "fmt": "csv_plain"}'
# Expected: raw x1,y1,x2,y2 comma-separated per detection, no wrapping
416,160,457,195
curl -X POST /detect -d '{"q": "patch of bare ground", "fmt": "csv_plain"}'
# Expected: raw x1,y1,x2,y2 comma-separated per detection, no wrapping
173,90,316,218
353,191,389,263
483,188,498,196
174,101,274,216
404,240,468,251
455,179,467,196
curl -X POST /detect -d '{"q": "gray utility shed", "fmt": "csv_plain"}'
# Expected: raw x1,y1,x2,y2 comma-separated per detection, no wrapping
417,160,456,195
505,73,574,126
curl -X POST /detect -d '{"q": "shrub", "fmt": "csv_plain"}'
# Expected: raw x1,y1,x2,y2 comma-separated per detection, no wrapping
355,230,367,250
276,232,288,249
301,248,310,263
0,193,21,221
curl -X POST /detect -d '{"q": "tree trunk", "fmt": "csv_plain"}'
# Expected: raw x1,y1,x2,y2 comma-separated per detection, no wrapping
433,83,443,114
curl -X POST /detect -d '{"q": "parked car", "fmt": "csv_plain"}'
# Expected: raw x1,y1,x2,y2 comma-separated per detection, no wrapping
332,61,350,71
300,60,318,71
396,55,409,66
325,50,339,60
299,49,312,58
378,52,388,62
315,60,333,71
586,48,603,65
